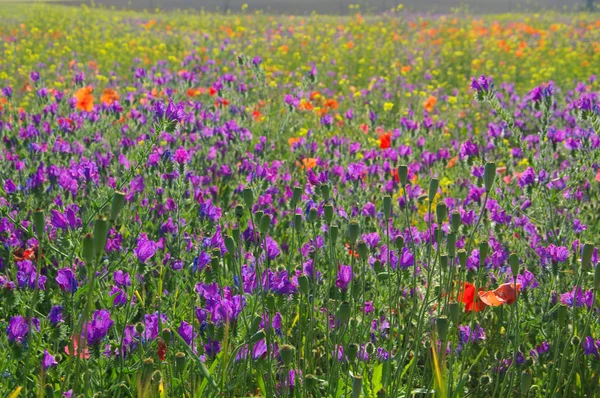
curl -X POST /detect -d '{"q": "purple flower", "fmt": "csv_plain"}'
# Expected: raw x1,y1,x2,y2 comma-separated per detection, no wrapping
530,341,550,360
459,140,479,160
178,320,197,346
48,306,64,325
7,315,39,343
43,349,58,369
582,336,600,357
560,287,593,308
174,147,190,164
86,309,114,345
2,86,12,98
470,75,492,92
134,235,157,263
335,265,352,291
56,268,78,293
144,312,168,340
547,244,569,263
516,270,539,290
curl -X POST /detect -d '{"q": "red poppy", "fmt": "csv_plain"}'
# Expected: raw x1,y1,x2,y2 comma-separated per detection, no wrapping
13,247,38,262
479,282,521,306
379,132,392,149
157,338,167,361
458,282,486,312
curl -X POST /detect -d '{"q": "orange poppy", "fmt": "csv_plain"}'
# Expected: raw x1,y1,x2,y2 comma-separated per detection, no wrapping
424,96,437,112
100,88,119,105
13,247,37,262
74,86,94,112
301,158,317,170
345,243,359,258
288,137,301,147
479,282,521,306
458,282,486,312
446,155,458,169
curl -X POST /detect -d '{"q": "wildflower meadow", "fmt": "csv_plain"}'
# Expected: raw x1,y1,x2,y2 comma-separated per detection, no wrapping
0,3,600,397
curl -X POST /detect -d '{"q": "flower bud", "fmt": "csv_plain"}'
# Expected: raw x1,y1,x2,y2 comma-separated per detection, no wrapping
448,302,460,325
320,184,330,201
259,214,271,234
266,294,276,313
135,322,145,335
428,178,439,202
307,208,318,223
304,374,318,390
33,209,45,239
398,165,408,186
224,235,236,254
280,344,295,367
436,316,449,341
338,301,351,324
520,371,532,395
175,352,186,374
82,233,95,267
292,186,302,207
347,343,359,363
249,329,265,344
234,204,245,219
457,249,467,269
436,202,447,225
93,216,109,259
329,225,339,243
161,329,171,345
557,304,568,327
594,262,600,292
254,211,264,229
395,235,404,252
366,342,375,355
348,221,360,244
451,211,461,232
447,233,456,258
357,241,368,260
582,243,594,269
294,214,304,234
351,375,363,398
242,188,254,209
440,255,448,271
232,227,240,243
484,162,497,192
324,204,334,224
109,191,126,222
44,384,54,398
383,196,392,219
298,275,310,294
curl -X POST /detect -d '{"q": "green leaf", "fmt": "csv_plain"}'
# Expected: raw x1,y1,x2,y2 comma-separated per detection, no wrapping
257,371,266,397
372,363,383,393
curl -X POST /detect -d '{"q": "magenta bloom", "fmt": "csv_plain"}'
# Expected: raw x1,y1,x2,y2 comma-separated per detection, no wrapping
7,315,39,343
335,265,353,291
56,268,78,293
86,309,114,345
43,349,58,369
134,235,157,263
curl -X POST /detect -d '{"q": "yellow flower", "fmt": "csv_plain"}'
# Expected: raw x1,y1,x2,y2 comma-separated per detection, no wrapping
383,102,394,111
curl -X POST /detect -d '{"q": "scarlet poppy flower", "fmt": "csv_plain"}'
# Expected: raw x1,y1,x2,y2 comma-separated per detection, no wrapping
458,282,486,312
157,337,167,361
478,282,521,306
13,247,38,262
74,86,94,112
379,132,392,149
424,95,437,112
100,88,119,105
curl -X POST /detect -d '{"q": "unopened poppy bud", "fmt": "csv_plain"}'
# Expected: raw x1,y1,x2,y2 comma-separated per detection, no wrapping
440,255,448,271
109,191,126,222
321,184,330,201
259,213,271,234
436,316,449,341
480,375,492,386
351,375,363,398
557,304,568,327
324,204,334,224
161,329,171,345
366,342,375,355
479,241,489,267
428,178,439,202
294,214,304,234
457,249,467,269
254,211,264,229
448,302,460,325
249,329,265,344
357,240,368,260
307,208,318,223
234,204,245,219
595,263,600,291
305,374,318,390
436,202,447,225
347,343,359,363
373,260,382,274
338,301,351,324
135,322,145,335
451,211,461,232
175,352,186,374
248,314,262,336
82,233,95,267
292,186,302,207
224,236,236,254
33,209,45,239
509,253,520,276
433,227,442,244
329,225,339,243
298,274,310,294
520,371,532,395
484,162,497,192
383,195,392,219
395,235,404,251
571,336,580,346
232,227,240,243
44,384,54,398
280,344,295,367
242,187,254,208
377,272,390,282
93,216,109,258
143,357,154,373
447,233,456,258
348,221,360,244
582,243,594,269
398,165,408,186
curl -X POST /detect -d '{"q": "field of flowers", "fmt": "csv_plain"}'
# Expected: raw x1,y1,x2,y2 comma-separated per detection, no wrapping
0,3,600,397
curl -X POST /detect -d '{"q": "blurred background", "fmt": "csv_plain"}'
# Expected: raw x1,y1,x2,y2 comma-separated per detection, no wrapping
39,0,596,14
